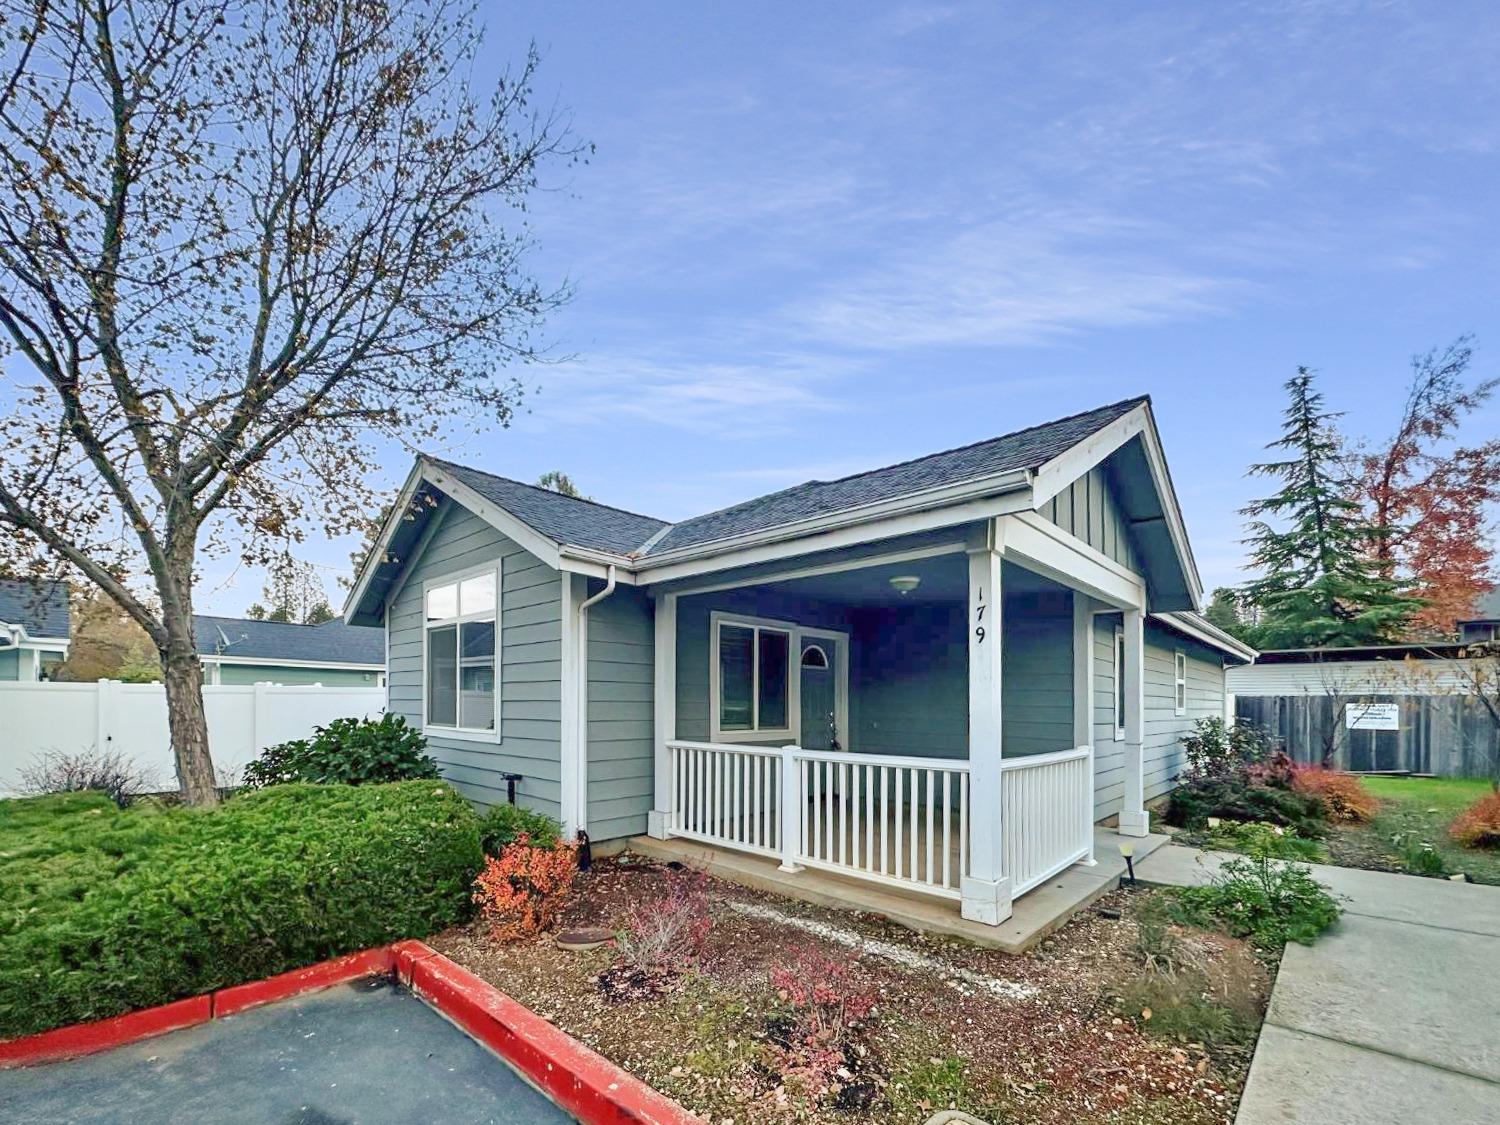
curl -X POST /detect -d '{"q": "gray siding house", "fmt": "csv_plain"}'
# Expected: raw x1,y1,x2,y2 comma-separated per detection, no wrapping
347,396,1253,927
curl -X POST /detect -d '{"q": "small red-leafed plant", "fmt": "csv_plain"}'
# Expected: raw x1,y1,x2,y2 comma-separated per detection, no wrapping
768,945,878,1098
1290,766,1378,823
472,833,579,941
1451,791,1500,849
614,867,713,976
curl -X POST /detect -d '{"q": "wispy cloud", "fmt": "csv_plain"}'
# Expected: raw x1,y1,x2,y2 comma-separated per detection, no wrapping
793,210,1240,350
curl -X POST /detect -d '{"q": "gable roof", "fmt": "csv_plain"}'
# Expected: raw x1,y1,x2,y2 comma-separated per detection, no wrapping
424,458,669,556
194,615,383,667
647,397,1147,555
1460,587,1500,624
348,393,1203,620
0,578,70,640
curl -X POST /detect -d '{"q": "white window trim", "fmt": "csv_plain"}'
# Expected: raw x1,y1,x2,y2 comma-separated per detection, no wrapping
421,559,502,743
1113,625,1126,741
1174,651,1188,716
708,611,849,746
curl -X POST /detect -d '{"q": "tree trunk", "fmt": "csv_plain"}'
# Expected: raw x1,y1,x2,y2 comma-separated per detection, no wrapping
159,572,219,806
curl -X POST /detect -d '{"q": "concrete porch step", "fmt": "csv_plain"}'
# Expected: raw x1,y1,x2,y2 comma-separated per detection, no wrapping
627,828,1169,953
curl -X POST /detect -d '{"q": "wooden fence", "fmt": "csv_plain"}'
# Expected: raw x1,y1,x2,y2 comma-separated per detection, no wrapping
1235,693,1499,779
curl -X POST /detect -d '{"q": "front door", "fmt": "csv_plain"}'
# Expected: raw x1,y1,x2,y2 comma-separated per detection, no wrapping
799,636,842,750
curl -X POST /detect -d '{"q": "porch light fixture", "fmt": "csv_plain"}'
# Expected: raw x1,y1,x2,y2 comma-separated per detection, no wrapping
888,575,921,596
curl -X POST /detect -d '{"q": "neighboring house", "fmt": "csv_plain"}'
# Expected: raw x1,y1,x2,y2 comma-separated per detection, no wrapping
194,615,385,686
0,578,70,681
346,395,1254,927
1456,588,1500,643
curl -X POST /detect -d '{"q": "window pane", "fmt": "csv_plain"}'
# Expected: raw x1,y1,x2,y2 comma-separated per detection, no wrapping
719,625,754,730
459,620,496,730
426,582,458,622
427,624,457,726
1115,634,1126,728
460,572,496,616
759,629,789,729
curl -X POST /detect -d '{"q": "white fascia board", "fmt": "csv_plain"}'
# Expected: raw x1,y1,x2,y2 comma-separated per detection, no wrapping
1002,512,1146,610
1030,402,1203,607
635,474,1034,587
420,461,566,569
202,654,384,671
342,461,427,620
558,547,641,583
1152,611,1258,663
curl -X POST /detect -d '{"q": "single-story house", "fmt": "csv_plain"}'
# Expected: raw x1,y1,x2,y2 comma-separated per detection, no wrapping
346,395,1254,927
1456,589,1500,644
194,615,385,686
0,578,70,681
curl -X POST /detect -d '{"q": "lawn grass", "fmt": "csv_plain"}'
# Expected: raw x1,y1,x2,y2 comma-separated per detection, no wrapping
1323,776,1500,885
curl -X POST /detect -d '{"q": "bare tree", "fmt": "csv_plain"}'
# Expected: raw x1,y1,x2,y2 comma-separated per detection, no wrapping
0,0,580,803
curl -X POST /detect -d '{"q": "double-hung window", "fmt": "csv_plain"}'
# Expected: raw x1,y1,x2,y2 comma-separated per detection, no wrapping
712,615,791,740
424,563,500,737
1174,652,1188,716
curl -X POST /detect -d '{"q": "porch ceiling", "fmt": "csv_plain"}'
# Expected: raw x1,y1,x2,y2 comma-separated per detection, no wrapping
756,553,1067,607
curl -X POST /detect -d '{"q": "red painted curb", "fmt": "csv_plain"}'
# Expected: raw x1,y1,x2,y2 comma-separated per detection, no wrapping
0,994,212,1068
406,947,703,1125
213,946,398,1018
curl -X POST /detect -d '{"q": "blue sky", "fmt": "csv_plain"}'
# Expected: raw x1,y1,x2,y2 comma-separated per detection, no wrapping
205,0,1500,613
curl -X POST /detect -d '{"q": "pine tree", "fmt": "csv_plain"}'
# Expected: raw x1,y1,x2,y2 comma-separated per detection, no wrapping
1241,369,1423,647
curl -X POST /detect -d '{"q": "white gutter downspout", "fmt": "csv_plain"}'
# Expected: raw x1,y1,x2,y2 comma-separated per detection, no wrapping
570,565,617,838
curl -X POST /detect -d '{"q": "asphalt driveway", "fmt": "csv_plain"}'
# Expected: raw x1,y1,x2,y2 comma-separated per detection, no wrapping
0,976,573,1124
1137,843,1500,1124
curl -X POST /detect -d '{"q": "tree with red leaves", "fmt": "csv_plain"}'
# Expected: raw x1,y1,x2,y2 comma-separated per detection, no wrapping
1353,338,1500,637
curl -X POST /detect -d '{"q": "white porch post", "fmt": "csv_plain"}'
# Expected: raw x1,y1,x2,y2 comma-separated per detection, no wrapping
962,521,1012,925
647,592,677,839
1119,606,1150,837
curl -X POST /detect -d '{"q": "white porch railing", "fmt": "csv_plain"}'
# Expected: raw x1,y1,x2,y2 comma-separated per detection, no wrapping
998,745,1095,895
665,739,1095,906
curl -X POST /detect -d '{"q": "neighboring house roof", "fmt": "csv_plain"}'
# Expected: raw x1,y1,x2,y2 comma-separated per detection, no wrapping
1458,587,1500,624
424,458,669,556
1246,642,1470,663
194,615,384,667
0,578,70,641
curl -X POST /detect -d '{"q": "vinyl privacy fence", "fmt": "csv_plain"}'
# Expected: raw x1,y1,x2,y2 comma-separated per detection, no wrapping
0,680,386,795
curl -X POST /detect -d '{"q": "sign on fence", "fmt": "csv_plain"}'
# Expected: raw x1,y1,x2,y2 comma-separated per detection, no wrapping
0,680,386,795
1345,702,1401,731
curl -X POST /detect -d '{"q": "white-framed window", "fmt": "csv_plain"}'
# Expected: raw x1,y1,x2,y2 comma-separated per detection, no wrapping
1174,651,1188,716
423,561,500,740
1114,625,1126,740
710,612,794,741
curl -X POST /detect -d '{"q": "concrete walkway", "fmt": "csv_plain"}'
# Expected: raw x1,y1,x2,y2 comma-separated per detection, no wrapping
1135,843,1500,1125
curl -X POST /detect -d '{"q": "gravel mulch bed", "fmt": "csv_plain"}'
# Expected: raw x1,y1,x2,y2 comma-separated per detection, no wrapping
430,854,1270,1124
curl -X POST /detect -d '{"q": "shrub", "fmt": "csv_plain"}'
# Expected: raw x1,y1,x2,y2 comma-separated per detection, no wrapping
768,946,877,1098
1117,964,1261,1050
1450,791,1500,850
1165,774,1327,837
472,834,580,941
478,802,562,855
1391,831,1448,876
1206,820,1325,862
0,782,482,1038
241,714,438,789
18,749,159,807
1180,717,1271,779
614,867,713,978
1171,855,1342,948
1290,767,1378,823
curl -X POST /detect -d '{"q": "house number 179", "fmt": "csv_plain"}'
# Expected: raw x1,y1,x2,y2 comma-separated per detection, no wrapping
974,588,987,644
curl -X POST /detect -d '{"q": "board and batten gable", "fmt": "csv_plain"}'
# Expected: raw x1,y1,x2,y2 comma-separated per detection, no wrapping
1040,462,1141,572
1091,613,1227,819
386,499,563,818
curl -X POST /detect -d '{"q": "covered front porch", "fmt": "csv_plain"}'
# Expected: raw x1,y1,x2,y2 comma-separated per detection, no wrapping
642,513,1159,932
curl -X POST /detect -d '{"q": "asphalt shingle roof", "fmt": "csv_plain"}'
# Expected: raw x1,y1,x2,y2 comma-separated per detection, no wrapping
423,396,1149,559
426,458,670,556
0,578,70,639
194,615,384,666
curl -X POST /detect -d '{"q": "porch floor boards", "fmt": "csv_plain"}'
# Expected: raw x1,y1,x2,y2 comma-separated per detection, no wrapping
628,827,1170,954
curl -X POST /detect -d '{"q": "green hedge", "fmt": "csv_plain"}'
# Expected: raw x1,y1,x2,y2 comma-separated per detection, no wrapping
0,782,483,1039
